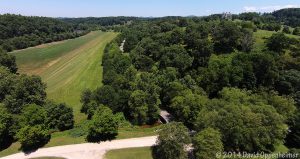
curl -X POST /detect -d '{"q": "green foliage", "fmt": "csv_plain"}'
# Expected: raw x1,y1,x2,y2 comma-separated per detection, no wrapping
266,33,291,54
212,21,242,53
153,122,191,159
16,125,50,151
275,69,300,95
282,26,291,34
45,102,74,131
0,14,89,52
160,45,193,72
199,52,279,96
80,89,93,113
86,106,118,142
0,49,17,73
0,67,16,101
93,85,119,112
170,91,208,128
195,88,289,152
285,111,300,148
128,90,160,125
4,75,46,114
272,8,300,27
293,27,300,36
193,128,223,159
21,104,46,126
240,29,255,52
0,105,14,149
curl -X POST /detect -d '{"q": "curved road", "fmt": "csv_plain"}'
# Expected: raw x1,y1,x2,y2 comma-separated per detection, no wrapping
1,136,157,159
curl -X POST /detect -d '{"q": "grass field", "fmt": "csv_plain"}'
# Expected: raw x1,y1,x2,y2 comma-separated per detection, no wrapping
12,31,118,122
104,147,153,159
253,30,300,51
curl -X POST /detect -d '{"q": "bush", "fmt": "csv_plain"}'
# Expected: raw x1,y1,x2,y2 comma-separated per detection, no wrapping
45,102,74,131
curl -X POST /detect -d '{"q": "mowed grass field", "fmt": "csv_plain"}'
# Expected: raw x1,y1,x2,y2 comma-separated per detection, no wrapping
12,31,118,122
104,147,153,159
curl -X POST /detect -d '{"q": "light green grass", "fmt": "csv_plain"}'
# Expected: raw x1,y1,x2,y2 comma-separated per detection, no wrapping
253,30,300,52
104,147,153,159
12,31,118,122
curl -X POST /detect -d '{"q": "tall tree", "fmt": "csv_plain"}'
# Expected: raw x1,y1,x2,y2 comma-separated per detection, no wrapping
86,106,118,142
193,128,223,159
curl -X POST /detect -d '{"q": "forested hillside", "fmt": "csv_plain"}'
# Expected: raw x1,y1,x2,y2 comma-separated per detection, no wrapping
0,14,89,52
272,8,300,27
61,17,139,32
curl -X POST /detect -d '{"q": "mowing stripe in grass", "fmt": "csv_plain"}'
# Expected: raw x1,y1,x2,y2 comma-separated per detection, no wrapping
12,31,118,122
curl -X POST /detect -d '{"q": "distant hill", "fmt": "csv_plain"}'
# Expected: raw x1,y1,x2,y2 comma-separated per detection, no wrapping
272,8,300,27
0,14,89,52
61,17,138,26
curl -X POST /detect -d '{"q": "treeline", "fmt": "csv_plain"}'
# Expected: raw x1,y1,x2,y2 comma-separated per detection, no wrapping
81,16,300,157
0,48,74,151
61,17,139,31
204,8,300,34
0,14,90,52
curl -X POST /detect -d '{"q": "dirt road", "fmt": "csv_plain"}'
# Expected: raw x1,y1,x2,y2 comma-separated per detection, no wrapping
1,136,157,159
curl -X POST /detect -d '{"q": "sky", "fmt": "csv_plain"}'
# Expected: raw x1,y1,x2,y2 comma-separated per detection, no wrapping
0,0,299,17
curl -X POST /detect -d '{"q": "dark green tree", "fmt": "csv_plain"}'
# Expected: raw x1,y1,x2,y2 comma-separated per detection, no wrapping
16,125,50,151
0,49,17,73
193,128,223,159
45,102,74,131
4,75,46,114
0,105,13,149
282,26,291,34
266,33,290,54
212,21,242,53
86,106,118,142
128,90,160,125
293,27,300,36
21,104,46,126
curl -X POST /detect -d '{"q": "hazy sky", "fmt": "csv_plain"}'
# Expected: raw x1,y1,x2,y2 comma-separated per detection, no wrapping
0,0,299,17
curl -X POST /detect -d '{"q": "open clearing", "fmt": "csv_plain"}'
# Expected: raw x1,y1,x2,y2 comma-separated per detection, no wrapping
11,31,118,122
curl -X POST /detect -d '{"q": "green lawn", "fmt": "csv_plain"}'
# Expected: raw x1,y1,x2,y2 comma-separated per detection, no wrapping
12,31,118,123
104,147,153,159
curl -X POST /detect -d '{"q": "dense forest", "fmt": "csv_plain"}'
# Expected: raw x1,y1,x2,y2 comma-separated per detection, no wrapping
81,8,300,158
0,14,90,52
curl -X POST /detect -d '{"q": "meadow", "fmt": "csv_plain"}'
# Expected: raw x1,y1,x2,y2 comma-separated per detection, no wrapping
12,31,117,122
